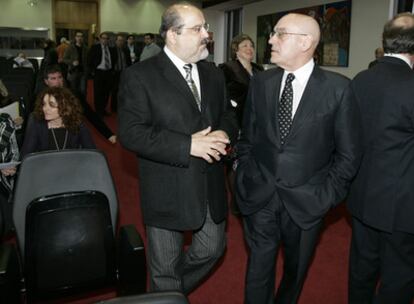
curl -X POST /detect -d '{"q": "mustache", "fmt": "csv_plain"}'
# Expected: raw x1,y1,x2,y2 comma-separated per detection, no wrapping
201,38,210,45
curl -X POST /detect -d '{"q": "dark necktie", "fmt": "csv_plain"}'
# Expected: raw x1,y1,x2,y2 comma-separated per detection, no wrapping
116,48,124,71
278,73,295,145
183,64,201,111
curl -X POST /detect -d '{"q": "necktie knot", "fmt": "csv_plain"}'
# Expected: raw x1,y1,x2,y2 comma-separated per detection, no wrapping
183,64,193,82
286,73,295,84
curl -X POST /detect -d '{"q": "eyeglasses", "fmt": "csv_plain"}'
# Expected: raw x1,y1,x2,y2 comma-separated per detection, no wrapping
180,23,210,33
269,30,308,39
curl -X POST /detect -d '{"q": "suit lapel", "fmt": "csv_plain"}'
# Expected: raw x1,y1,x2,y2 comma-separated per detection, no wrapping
158,52,200,111
288,66,325,140
265,68,283,145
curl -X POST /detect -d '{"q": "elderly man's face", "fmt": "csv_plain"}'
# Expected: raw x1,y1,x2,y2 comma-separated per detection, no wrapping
116,36,125,48
172,7,209,63
268,15,307,70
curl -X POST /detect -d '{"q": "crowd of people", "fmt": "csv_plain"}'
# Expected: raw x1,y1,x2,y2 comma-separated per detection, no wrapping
1,3,413,303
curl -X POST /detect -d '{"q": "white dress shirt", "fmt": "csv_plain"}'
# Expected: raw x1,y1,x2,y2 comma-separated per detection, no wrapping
164,46,202,97
279,59,315,118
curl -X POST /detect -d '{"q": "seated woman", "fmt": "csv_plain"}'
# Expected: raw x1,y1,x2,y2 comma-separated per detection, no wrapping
21,87,95,157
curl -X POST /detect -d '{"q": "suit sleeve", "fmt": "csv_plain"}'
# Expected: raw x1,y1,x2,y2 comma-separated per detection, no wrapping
78,123,96,149
322,84,362,206
21,115,41,158
118,68,192,167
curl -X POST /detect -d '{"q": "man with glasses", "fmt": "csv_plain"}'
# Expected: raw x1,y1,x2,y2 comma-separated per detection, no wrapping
235,13,361,303
118,3,237,294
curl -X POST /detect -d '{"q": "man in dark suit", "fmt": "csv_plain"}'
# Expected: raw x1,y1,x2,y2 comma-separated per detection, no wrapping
118,3,238,294
347,13,414,304
235,13,361,303
87,32,116,118
111,34,131,113
126,34,140,64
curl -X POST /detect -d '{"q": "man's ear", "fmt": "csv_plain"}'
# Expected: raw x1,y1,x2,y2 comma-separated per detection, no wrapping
166,29,177,45
300,35,313,52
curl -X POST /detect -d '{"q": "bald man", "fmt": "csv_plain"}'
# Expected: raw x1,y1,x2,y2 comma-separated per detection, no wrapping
235,13,361,303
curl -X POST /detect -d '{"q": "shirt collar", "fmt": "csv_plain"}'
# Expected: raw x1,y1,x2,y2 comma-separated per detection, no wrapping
164,46,194,71
384,53,413,68
284,59,315,86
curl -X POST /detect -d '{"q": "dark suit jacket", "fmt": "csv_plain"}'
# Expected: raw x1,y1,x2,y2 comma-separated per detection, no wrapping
21,114,96,158
118,52,238,231
219,60,263,125
236,65,362,230
114,47,132,69
87,43,117,72
347,56,414,234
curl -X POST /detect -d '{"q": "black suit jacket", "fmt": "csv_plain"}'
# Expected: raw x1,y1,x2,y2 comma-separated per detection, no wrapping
87,43,117,72
219,60,263,125
118,51,238,231
347,56,414,234
236,65,362,230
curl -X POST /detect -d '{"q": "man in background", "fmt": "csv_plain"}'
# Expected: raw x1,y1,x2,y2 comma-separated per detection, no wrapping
63,31,88,99
88,32,116,118
111,35,131,113
348,12,414,303
368,46,384,68
139,33,161,61
126,34,139,64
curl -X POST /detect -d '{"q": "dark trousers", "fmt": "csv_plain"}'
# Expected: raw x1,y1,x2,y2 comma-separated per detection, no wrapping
244,196,322,304
146,208,226,294
93,69,113,117
349,217,414,304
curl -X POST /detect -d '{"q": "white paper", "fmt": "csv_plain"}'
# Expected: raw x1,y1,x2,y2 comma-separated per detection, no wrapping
0,101,20,120
0,161,20,170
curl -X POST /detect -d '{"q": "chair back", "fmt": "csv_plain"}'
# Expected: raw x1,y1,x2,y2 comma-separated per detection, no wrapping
13,150,118,256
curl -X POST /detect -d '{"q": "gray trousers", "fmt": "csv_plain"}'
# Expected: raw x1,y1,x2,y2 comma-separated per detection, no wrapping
146,208,226,294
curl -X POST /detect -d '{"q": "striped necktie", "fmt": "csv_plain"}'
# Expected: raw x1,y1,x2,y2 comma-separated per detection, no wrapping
183,64,201,111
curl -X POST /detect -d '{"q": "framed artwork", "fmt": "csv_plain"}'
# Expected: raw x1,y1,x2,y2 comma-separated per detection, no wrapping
256,0,352,67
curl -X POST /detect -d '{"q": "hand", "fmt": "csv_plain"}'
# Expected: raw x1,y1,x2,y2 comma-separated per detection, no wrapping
73,60,79,66
1,167,16,176
191,126,230,163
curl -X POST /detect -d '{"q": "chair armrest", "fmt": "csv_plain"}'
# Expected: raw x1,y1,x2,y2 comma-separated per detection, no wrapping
0,243,21,303
117,225,147,296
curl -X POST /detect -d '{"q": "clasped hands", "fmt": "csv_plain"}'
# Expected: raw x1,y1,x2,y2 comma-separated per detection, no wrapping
190,126,230,163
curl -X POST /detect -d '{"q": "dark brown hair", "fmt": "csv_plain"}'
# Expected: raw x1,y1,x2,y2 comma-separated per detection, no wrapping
34,87,83,133
230,34,255,60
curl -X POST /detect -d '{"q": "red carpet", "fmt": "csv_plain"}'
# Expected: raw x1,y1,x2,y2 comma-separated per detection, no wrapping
61,83,352,303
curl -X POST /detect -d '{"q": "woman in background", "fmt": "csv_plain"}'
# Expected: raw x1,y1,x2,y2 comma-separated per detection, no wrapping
220,34,263,215
21,86,95,157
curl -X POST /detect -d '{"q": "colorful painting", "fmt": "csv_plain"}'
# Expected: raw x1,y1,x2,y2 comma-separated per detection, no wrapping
256,0,352,66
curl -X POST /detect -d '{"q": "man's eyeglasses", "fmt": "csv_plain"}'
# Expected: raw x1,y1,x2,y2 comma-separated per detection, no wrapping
180,23,210,33
269,30,308,39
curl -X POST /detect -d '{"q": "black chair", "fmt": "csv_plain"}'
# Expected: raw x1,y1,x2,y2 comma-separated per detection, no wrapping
96,291,189,304
9,150,146,302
